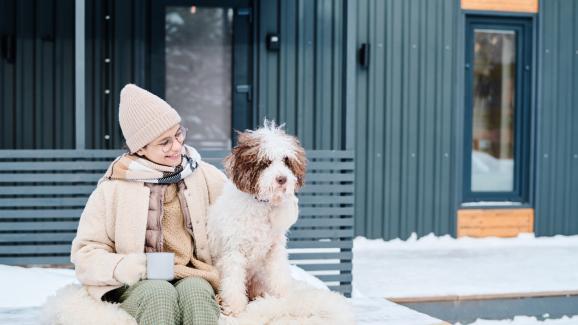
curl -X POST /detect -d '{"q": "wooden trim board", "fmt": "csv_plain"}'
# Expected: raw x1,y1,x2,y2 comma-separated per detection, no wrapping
457,208,534,238
389,290,578,303
461,0,538,13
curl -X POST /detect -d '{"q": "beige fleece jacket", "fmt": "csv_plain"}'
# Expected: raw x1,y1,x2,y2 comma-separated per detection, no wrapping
70,161,226,300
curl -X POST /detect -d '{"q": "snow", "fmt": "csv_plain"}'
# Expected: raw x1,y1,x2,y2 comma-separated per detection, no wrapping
353,233,578,299
0,265,77,309
0,264,442,324
2,232,578,324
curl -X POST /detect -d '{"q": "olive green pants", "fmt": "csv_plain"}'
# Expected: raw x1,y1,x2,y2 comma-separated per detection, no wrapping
103,277,219,325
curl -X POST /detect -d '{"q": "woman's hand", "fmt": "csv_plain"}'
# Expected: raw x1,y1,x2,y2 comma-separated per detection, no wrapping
113,253,147,286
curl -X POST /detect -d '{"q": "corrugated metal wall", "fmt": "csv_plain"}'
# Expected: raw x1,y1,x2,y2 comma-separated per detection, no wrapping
85,0,147,149
256,0,346,150
535,0,578,236
353,0,458,239
0,0,75,149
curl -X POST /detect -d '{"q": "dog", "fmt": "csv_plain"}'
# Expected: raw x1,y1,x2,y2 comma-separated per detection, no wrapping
207,120,307,316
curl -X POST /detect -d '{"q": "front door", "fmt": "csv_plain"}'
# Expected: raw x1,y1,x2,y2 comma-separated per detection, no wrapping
150,0,253,151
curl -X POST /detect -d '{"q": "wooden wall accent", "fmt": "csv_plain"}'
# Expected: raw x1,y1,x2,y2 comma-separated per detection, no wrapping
461,0,539,13
457,208,534,238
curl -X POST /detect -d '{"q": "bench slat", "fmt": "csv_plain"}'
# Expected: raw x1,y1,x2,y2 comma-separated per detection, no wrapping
0,198,88,207
296,263,352,271
0,174,101,183
0,150,123,159
304,161,354,170
327,284,353,294
297,196,354,205
0,209,82,219
299,207,354,216
288,252,353,260
0,161,111,171
0,244,71,254
0,232,76,243
0,256,72,265
0,185,95,195
305,151,354,159
317,274,353,282
299,184,354,194
0,221,79,231
293,218,353,228
288,229,353,239
287,240,352,249
305,173,354,182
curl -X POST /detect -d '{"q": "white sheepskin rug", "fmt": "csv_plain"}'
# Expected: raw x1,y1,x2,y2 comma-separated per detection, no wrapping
221,280,355,325
41,281,354,325
41,284,137,325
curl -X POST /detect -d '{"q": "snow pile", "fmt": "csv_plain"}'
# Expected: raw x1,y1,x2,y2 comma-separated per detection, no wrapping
0,265,77,309
353,233,578,299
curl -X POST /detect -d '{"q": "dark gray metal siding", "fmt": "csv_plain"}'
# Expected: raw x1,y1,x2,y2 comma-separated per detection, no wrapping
352,0,458,239
256,0,346,150
0,0,75,149
535,0,578,236
85,0,148,149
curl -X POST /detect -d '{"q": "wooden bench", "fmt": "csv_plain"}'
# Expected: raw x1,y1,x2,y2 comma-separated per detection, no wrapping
0,149,354,296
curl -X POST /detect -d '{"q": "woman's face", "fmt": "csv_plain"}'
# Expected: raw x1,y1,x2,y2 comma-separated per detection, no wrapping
136,124,184,167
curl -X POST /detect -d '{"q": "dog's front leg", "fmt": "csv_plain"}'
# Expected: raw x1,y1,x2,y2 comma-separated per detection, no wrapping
263,239,293,298
269,195,299,231
218,252,249,316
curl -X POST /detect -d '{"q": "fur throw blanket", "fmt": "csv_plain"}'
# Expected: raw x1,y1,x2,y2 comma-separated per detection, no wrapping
41,281,355,325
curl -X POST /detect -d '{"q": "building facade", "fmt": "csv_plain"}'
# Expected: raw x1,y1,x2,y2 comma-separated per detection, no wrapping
1,0,576,239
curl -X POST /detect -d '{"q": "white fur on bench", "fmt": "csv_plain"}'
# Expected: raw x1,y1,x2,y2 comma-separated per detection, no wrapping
42,267,354,325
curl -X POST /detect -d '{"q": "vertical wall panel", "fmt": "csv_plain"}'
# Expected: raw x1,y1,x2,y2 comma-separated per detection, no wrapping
0,0,75,149
535,0,578,236
85,0,148,149
354,0,458,239
257,0,346,150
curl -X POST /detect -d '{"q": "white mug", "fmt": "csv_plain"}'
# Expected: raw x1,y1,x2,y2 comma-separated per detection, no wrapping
146,252,175,281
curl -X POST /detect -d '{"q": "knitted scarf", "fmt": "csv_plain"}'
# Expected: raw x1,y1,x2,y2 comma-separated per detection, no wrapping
100,145,200,184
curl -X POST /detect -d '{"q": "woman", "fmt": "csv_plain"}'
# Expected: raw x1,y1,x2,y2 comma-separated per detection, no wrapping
70,84,226,324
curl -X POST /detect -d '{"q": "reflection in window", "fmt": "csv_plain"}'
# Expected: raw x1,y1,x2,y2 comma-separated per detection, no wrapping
471,29,516,192
165,7,233,150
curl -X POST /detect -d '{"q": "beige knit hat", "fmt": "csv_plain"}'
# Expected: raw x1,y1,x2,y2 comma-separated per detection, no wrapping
119,84,182,153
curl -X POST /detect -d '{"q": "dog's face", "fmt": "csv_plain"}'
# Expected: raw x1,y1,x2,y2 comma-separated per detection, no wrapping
224,121,307,204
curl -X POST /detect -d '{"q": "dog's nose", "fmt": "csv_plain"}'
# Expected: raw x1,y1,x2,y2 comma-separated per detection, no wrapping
276,176,287,185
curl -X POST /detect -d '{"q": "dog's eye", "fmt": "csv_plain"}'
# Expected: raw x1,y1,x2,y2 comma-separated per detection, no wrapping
283,157,290,167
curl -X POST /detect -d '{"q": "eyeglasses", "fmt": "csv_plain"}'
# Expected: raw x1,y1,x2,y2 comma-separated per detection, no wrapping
150,126,187,153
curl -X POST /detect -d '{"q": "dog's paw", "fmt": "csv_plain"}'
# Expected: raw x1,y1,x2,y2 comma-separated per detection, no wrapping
221,295,248,317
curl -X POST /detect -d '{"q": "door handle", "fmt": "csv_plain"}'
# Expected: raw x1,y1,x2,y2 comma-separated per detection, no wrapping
236,84,252,102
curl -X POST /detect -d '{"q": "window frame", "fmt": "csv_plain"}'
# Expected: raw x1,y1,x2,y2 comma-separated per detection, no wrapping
463,15,533,202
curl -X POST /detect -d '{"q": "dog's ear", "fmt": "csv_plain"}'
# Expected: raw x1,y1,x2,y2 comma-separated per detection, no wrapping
224,130,249,179
287,136,307,190
225,131,264,195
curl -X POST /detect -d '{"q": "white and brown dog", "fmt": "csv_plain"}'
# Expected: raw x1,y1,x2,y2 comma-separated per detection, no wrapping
207,120,307,316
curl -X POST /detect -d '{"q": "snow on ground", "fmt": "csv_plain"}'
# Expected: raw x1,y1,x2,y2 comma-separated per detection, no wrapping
353,233,578,299
2,233,578,324
0,265,77,309
0,264,443,325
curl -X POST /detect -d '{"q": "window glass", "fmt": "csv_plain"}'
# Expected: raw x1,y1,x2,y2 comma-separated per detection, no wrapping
471,29,516,192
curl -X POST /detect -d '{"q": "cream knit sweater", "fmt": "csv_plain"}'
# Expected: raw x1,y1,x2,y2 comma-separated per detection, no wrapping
162,183,219,287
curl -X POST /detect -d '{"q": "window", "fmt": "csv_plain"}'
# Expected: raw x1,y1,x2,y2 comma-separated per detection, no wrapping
463,16,532,202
